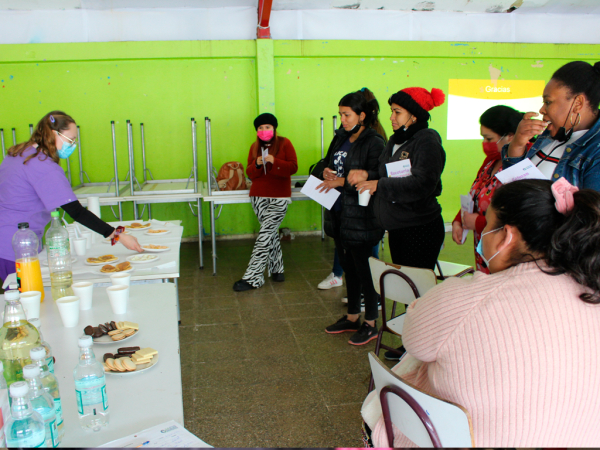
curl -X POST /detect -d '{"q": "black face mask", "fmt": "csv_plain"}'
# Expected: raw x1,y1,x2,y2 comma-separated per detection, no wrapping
346,122,362,136
552,98,577,143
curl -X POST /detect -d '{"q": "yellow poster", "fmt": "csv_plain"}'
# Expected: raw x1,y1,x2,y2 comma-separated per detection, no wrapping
447,79,545,140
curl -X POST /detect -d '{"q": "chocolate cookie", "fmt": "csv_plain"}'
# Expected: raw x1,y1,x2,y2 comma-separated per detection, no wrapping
84,325,95,336
98,324,109,334
92,327,104,338
103,353,114,362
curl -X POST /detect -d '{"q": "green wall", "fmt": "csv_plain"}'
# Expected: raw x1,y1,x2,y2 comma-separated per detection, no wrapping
1,40,598,237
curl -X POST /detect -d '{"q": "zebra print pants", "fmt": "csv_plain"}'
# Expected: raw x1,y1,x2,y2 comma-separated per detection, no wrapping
242,196,289,288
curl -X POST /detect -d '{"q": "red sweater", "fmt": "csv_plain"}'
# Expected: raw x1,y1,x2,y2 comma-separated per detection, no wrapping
246,137,298,198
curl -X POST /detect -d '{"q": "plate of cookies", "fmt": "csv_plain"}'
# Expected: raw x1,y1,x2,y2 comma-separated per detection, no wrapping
125,222,152,231
84,320,139,344
141,244,170,253
85,254,119,265
98,261,134,274
126,254,159,264
103,347,159,375
144,229,171,236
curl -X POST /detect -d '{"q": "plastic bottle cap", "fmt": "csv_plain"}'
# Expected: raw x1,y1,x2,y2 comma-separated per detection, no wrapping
23,364,40,379
30,347,46,361
78,335,93,348
17,222,29,229
29,318,41,329
4,290,20,301
10,381,29,398
51,211,60,217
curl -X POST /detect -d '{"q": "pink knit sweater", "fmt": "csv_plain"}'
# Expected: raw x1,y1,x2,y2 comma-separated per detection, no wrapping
371,262,600,447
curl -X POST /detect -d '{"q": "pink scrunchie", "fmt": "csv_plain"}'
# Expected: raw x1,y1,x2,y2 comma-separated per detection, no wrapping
551,177,579,214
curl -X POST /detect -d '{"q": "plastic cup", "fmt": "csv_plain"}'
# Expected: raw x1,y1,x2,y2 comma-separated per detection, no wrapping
73,238,87,256
19,291,42,320
106,285,129,314
72,281,94,310
358,189,371,207
56,296,80,327
81,231,92,249
68,230,77,254
110,273,131,286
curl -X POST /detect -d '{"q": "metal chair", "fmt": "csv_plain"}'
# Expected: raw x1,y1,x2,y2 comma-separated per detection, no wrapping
368,257,437,391
368,352,474,447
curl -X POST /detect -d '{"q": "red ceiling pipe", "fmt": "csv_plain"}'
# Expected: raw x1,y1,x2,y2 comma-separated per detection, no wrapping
257,0,273,39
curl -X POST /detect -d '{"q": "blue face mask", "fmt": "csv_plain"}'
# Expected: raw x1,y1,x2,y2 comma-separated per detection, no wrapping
476,227,505,267
56,133,77,159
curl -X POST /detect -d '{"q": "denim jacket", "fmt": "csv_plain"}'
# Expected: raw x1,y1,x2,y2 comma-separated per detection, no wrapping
501,117,600,191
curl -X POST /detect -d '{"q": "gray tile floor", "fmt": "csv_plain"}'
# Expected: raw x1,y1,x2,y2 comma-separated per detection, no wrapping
178,232,475,447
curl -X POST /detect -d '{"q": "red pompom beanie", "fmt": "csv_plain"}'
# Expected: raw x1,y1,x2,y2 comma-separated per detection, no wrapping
388,87,445,122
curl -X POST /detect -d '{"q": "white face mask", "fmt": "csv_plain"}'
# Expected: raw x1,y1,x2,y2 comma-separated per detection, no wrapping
476,227,511,267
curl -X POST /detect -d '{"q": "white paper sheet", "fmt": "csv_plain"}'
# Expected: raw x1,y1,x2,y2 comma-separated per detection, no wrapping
261,147,268,174
386,159,412,178
300,175,341,210
494,158,548,184
460,194,474,244
99,420,211,448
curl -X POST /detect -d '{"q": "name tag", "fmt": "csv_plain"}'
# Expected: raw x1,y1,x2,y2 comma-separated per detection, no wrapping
494,158,548,184
386,159,412,178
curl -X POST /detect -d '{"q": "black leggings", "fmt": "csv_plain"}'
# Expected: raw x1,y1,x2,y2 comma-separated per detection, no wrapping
388,215,445,271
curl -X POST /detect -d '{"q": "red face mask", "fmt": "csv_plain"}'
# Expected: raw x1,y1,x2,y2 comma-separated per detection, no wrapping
482,141,500,158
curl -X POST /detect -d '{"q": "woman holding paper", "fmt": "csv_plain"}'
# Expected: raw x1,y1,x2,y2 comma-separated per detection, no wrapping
350,87,446,271
504,60,600,189
233,113,298,292
451,105,524,273
319,91,385,346
0,111,142,283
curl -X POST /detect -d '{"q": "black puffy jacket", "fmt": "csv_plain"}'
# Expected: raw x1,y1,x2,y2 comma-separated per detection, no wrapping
322,127,385,247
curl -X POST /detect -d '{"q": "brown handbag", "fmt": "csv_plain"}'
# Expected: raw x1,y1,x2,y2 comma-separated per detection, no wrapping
216,162,247,191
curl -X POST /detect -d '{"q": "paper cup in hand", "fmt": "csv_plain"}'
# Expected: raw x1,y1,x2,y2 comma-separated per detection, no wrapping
106,285,129,314
72,282,94,310
19,291,42,320
73,237,87,256
56,296,80,327
82,231,92,249
110,273,131,286
358,189,371,207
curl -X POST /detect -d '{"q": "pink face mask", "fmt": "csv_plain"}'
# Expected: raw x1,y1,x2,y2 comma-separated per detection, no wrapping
257,129,274,141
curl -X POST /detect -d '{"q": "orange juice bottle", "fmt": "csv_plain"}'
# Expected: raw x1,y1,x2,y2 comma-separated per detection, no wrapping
12,223,45,302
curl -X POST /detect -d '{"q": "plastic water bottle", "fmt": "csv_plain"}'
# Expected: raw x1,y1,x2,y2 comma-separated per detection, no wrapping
73,335,109,431
0,290,41,386
23,364,58,447
45,211,74,301
28,319,55,375
12,223,45,302
4,381,45,448
30,346,63,441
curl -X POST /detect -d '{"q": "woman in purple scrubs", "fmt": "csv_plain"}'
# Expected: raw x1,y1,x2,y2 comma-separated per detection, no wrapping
0,110,142,282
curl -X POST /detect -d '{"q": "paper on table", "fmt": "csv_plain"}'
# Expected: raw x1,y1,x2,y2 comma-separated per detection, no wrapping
99,420,211,448
261,147,268,174
495,158,548,184
460,194,474,244
300,175,341,210
386,159,412,178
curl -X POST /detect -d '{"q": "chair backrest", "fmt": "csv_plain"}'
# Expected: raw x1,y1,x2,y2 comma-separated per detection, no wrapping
368,257,437,306
368,352,474,448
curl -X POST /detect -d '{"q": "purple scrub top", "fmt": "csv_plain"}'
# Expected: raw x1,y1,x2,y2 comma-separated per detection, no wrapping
0,146,76,261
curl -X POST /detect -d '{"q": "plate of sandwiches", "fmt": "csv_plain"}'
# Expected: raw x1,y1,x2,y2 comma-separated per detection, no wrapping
84,321,139,344
124,222,152,231
141,244,170,253
144,229,171,236
85,255,119,265
98,261,134,274
126,254,159,264
102,347,159,375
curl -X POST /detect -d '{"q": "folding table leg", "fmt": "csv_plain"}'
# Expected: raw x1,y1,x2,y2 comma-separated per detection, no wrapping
210,202,217,276
197,199,204,269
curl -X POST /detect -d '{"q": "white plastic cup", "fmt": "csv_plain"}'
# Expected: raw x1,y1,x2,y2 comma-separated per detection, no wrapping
106,285,129,314
68,230,77,254
87,196,101,218
72,282,94,310
73,238,87,256
56,296,80,327
358,189,371,207
81,231,93,249
19,291,42,320
110,273,131,286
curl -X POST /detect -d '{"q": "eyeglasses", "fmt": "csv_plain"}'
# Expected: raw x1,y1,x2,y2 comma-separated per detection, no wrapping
57,131,76,145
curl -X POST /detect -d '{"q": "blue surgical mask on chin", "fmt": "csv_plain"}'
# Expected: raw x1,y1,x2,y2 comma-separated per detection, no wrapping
476,227,508,267
57,142,76,159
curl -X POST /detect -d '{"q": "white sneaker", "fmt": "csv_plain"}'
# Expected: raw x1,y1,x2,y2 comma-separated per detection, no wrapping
317,273,343,290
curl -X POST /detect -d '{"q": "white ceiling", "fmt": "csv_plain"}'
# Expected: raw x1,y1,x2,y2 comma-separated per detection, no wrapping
1,0,600,14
